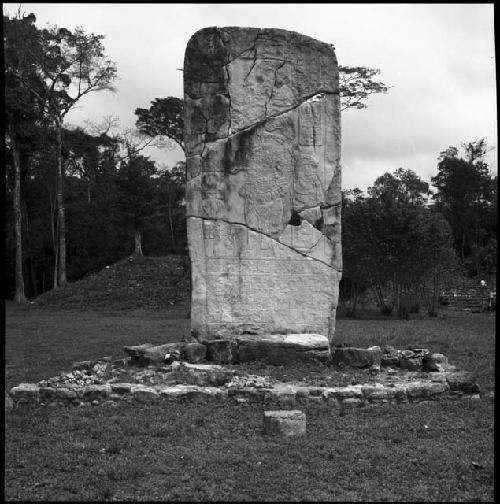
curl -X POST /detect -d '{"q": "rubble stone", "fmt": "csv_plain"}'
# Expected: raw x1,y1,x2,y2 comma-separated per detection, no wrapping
332,347,382,368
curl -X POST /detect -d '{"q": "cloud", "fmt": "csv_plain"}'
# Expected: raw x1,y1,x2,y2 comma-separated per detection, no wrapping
4,3,496,189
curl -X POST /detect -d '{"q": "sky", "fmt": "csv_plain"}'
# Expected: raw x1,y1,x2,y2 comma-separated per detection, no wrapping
3,3,497,191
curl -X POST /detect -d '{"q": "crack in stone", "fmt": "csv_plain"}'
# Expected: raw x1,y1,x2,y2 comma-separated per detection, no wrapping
242,31,261,82
186,214,341,272
188,89,338,154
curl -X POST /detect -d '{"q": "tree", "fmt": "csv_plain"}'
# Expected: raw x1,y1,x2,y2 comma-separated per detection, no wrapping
12,19,117,287
342,169,457,318
134,97,185,152
153,162,187,251
431,139,496,277
368,167,431,205
113,155,158,256
4,11,44,302
338,65,389,111
339,188,369,316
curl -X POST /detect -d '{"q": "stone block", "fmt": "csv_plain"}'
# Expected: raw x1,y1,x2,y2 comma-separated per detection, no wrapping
332,347,382,368
204,339,238,364
123,343,153,359
229,387,265,403
9,383,39,405
110,383,132,394
82,384,111,402
422,353,452,372
181,342,207,363
237,334,329,365
263,410,306,436
5,392,13,410
39,387,78,402
399,356,423,371
184,27,341,340
445,371,480,394
132,385,159,403
142,343,183,366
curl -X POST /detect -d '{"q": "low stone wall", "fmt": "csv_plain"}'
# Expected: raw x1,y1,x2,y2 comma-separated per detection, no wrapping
8,368,480,410
7,341,483,411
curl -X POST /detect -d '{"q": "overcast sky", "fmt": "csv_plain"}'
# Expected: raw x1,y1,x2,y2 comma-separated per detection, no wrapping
4,3,497,191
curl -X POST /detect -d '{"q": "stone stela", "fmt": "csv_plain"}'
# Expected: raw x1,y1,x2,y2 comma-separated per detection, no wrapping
184,27,342,342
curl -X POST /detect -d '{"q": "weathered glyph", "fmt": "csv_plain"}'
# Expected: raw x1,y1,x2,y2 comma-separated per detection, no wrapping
184,27,341,341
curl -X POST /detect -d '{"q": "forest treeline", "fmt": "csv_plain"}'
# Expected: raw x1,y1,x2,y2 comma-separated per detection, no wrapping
4,11,497,317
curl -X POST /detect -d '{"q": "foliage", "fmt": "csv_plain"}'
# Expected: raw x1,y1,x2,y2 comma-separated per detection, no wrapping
341,169,458,318
338,65,389,111
135,97,185,151
431,139,497,277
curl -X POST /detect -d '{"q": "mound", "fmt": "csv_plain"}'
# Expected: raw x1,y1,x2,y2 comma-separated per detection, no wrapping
34,255,191,310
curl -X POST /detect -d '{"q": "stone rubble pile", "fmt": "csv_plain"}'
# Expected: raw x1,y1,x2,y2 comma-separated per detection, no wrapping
333,345,456,373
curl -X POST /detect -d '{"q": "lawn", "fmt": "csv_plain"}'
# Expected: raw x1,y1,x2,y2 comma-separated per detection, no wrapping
5,302,495,501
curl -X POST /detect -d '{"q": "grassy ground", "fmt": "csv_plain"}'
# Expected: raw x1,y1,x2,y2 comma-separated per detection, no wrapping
5,302,495,501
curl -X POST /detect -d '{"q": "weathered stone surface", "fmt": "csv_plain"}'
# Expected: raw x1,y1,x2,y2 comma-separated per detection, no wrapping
236,333,329,364
181,342,207,363
171,361,235,386
5,392,14,410
131,385,160,403
303,349,332,364
204,339,239,364
124,343,183,366
82,384,111,402
399,356,423,371
263,410,306,436
9,383,39,404
110,383,132,394
423,353,454,372
381,345,400,367
445,371,480,394
39,387,79,402
123,343,153,358
332,347,382,368
184,27,341,341
406,381,449,398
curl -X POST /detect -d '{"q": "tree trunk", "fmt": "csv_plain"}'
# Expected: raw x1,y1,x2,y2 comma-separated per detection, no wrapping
53,213,59,289
11,133,27,303
56,117,67,287
461,230,466,263
48,184,58,289
134,229,143,256
168,204,175,248
22,198,38,298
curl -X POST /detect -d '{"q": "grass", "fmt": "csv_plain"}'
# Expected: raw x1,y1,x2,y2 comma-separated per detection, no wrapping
5,302,495,501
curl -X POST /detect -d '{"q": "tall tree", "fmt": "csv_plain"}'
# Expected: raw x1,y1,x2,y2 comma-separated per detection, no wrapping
12,20,117,287
431,139,496,276
4,11,43,302
153,162,187,250
113,155,158,256
342,169,457,318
